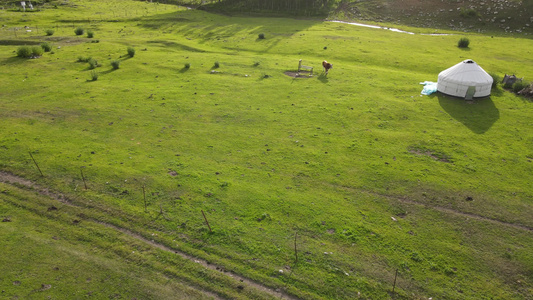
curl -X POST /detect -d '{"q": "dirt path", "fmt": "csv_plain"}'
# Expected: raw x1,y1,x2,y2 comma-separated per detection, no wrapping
0,171,299,300
382,193,533,233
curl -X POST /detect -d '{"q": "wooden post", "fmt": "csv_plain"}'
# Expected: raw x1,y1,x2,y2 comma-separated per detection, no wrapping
29,152,43,176
142,185,147,212
201,210,212,233
294,231,298,264
392,268,398,293
80,167,88,190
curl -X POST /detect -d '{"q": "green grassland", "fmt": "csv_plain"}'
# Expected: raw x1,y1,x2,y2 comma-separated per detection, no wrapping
1,1,533,299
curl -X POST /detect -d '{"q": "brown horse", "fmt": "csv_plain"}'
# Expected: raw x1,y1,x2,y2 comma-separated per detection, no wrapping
322,60,333,75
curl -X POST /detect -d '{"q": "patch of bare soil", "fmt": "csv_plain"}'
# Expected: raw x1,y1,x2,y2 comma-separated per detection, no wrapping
284,71,313,78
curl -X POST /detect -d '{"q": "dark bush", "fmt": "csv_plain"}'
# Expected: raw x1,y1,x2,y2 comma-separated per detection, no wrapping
87,30,94,38
184,63,191,69
45,29,54,36
258,33,265,39
458,37,470,48
41,42,52,52
127,46,135,57
74,27,84,36
111,60,120,70
17,46,32,58
213,61,220,68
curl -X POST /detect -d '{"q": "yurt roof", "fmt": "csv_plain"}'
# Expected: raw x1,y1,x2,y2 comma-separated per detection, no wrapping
438,59,493,85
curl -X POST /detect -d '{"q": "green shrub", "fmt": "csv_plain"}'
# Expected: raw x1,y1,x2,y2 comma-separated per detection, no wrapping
90,70,98,81
88,58,98,69
253,61,260,67
457,37,470,48
41,42,52,52
87,30,94,38
513,81,529,93
74,27,84,36
45,29,54,36
17,46,32,58
460,8,478,18
127,47,135,57
213,61,220,68
31,46,44,57
184,63,191,69
489,73,500,89
111,60,120,70
258,33,265,39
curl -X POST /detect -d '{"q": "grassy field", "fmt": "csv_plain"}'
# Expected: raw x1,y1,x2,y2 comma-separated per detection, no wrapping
1,1,533,299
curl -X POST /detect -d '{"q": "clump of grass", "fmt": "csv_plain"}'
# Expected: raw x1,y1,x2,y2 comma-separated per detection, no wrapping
91,40,100,43
111,60,120,70
78,56,91,63
184,63,191,69
513,81,529,93
90,70,98,81
87,30,94,38
88,58,98,69
489,73,500,89
41,42,52,52
17,46,32,58
45,29,54,36
31,46,44,57
457,37,470,48
74,27,84,36
258,33,265,39
253,61,260,67
127,47,135,57
213,61,220,68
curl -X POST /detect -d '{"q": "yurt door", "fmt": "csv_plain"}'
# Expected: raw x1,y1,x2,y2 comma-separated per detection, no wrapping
465,86,476,100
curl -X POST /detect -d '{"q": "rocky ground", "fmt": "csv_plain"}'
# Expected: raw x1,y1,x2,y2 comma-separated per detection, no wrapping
334,0,533,35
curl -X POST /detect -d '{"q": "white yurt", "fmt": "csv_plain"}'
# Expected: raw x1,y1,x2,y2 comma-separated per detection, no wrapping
437,59,493,99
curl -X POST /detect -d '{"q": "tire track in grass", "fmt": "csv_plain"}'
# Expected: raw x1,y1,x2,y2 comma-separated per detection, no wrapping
0,171,299,300
367,190,533,233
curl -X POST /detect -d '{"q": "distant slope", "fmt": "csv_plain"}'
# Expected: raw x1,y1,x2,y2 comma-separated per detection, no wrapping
331,0,533,35
192,0,532,35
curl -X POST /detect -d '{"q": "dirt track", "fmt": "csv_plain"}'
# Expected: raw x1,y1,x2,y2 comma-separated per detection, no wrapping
0,171,299,300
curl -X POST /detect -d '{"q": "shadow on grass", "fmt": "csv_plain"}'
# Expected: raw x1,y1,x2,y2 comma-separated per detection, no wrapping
179,67,190,73
1,56,29,65
317,73,329,83
433,92,499,134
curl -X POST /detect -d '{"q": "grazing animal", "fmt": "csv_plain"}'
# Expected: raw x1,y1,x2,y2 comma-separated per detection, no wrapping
322,60,333,75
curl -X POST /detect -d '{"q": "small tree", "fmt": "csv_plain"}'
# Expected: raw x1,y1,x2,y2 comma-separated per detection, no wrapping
87,30,94,38
45,29,54,36
458,37,470,48
127,47,135,57
111,60,120,70
258,33,265,39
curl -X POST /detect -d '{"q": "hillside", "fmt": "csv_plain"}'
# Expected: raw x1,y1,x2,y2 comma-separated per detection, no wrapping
331,0,533,35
